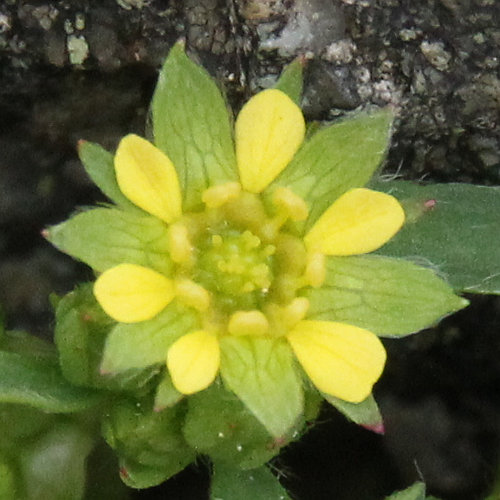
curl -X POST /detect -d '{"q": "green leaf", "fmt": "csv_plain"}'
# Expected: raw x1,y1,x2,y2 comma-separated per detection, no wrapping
273,109,393,231
0,456,16,500
385,482,426,500
274,58,304,104
324,393,384,432
19,422,94,500
0,351,102,412
372,181,500,295
154,373,182,412
211,462,291,500
305,255,467,337
0,329,57,360
78,140,140,212
101,303,198,374
0,404,54,445
219,337,303,438
47,207,172,275
183,384,279,470
152,42,237,211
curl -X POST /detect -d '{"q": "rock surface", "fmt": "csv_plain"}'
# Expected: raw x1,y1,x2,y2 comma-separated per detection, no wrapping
1,0,499,498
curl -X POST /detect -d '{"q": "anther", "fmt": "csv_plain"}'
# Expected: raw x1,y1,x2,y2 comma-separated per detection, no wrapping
175,279,210,312
304,252,326,287
272,187,309,222
168,222,192,264
284,297,310,327
202,182,241,208
228,310,269,336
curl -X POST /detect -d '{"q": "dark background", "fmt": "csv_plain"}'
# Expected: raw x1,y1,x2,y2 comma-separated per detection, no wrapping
1,1,499,498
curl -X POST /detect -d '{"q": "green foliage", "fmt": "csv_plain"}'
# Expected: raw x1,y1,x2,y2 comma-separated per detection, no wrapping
373,181,500,295
0,456,16,500
55,285,160,395
220,337,303,438
47,207,172,275
385,482,426,500
274,57,304,104
78,140,140,212
19,422,94,500
324,393,383,431
273,109,394,231
101,303,198,374
0,350,101,413
0,405,97,500
152,41,237,211
305,255,467,337
211,462,291,500
154,374,182,412
102,398,195,489
183,384,279,470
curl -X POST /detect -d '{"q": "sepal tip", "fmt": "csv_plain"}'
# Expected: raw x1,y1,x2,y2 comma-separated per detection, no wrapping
362,422,385,435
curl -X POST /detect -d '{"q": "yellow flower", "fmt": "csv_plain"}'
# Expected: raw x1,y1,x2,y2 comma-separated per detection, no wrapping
93,88,404,403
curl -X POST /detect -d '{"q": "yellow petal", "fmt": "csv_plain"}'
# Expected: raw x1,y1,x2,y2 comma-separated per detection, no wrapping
167,331,220,394
236,89,305,193
287,320,386,403
94,263,174,323
304,188,405,255
115,134,182,223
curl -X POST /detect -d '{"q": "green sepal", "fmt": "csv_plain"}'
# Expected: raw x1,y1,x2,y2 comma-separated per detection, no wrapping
372,181,500,295
303,385,323,423
305,255,468,337
273,109,393,231
47,207,172,275
102,398,195,486
101,303,198,374
323,393,384,432
0,350,102,413
154,373,183,412
55,284,159,394
78,140,140,212
211,462,291,500
117,457,178,490
152,41,238,211
19,421,95,500
385,482,426,500
219,336,303,438
274,57,304,104
183,383,280,470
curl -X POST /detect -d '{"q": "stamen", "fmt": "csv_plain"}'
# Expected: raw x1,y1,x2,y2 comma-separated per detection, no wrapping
228,310,269,336
241,230,261,250
283,297,309,327
304,252,326,288
175,279,210,312
168,222,192,264
202,182,241,208
272,187,309,222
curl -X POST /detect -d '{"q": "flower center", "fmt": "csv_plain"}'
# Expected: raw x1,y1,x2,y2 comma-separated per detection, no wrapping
168,183,326,337
195,229,275,311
